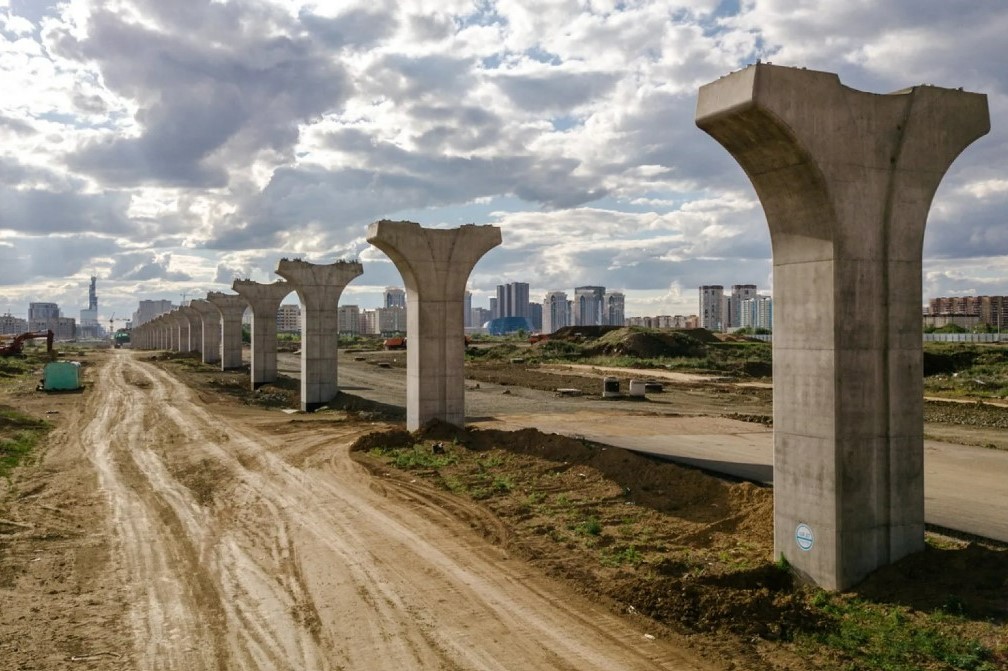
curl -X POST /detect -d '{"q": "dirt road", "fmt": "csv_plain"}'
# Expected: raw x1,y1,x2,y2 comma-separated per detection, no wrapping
7,349,715,670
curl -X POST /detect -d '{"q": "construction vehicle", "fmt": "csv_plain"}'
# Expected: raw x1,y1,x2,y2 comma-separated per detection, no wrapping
0,330,54,357
113,328,131,349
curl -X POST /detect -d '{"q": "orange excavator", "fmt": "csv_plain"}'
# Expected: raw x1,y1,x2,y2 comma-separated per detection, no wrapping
0,330,54,357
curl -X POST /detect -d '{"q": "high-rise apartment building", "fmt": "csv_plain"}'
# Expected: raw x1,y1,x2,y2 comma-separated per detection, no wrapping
496,282,530,320
384,287,406,309
132,299,174,326
489,297,498,319
740,296,773,330
928,295,1007,328
574,286,605,326
376,306,406,334
463,291,472,327
527,302,542,331
699,285,724,330
28,302,60,322
0,314,28,335
276,303,301,333
337,305,361,335
542,291,570,333
729,284,758,328
604,291,625,327
471,307,491,328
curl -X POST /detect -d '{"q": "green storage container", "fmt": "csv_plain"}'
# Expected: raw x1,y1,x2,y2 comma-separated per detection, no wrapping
43,361,81,391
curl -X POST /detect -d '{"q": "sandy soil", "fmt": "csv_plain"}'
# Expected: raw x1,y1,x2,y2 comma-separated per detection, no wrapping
0,350,717,670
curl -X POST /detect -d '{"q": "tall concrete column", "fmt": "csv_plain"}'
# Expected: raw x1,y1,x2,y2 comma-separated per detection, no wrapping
275,259,363,411
174,311,192,353
206,292,248,370
232,280,291,390
166,314,177,350
180,306,202,354
367,220,501,430
190,299,221,365
696,64,989,589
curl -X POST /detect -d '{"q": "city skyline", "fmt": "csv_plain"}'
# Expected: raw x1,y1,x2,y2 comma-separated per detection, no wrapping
1,2,1005,324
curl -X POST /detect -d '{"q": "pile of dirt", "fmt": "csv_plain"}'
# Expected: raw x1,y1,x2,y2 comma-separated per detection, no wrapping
350,421,817,645
581,328,708,359
353,420,1008,669
925,399,1008,429
549,325,624,340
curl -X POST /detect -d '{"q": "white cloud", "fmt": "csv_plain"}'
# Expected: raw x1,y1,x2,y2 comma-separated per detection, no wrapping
0,0,1002,323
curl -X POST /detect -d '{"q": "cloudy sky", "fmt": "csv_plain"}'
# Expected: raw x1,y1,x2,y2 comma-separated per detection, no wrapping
1,0,1005,325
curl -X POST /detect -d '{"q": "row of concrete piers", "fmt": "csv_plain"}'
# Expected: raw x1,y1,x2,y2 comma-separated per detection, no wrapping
130,221,501,423
130,65,991,591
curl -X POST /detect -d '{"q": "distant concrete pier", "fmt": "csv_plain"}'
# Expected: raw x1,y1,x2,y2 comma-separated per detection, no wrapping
206,292,248,371
275,259,363,411
367,220,501,430
189,299,221,365
233,280,291,390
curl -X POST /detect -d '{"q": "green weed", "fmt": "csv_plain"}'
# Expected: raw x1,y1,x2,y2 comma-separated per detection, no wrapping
600,545,644,567
574,515,603,536
0,408,50,477
800,593,996,671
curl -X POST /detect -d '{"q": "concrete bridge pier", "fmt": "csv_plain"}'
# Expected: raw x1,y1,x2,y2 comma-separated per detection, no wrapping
180,306,203,355
275,260,363,411
166,314,178,350
233,280,291,390
190,299,222,365
173,310,192,353
206,292,249,371
367,220,501,430
696,64,990,589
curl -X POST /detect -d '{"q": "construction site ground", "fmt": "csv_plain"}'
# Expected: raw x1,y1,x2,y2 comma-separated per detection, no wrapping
0,347,1005,670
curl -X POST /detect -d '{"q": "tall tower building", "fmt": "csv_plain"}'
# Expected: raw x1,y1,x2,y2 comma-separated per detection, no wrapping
604,291,625,326
384,287,406,309
28,302,60,322
699,285,724,331
463,291,472,327
573,286,605,326
542,291,569,333
729,284,758,328
80,275,100,337
495,282,530,319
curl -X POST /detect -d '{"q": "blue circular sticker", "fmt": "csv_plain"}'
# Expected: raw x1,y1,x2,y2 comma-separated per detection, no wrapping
795,523,814,551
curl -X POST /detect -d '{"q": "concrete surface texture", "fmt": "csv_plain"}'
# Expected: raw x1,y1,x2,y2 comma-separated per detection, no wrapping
167,311,188,353
179,306,203,355
232,280,291,390
188,299,222,364
366,220,501,430
275,259,363,411
206,292,249,371
696,64,990,590
166,310,180,350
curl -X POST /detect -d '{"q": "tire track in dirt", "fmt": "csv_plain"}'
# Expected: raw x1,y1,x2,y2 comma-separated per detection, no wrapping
143,357,714,670
86,353,330,671
81,354,228,670
95,351,715,670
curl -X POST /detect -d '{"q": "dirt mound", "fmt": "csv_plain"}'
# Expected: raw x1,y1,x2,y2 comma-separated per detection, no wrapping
549,325,623,340
581,327,708,359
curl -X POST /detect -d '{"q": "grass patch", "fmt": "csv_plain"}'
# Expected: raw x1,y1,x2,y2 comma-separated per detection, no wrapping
600,544,644,567
0,407,51,477
368,444,457,470
800,592,998,671
574,515,603,537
